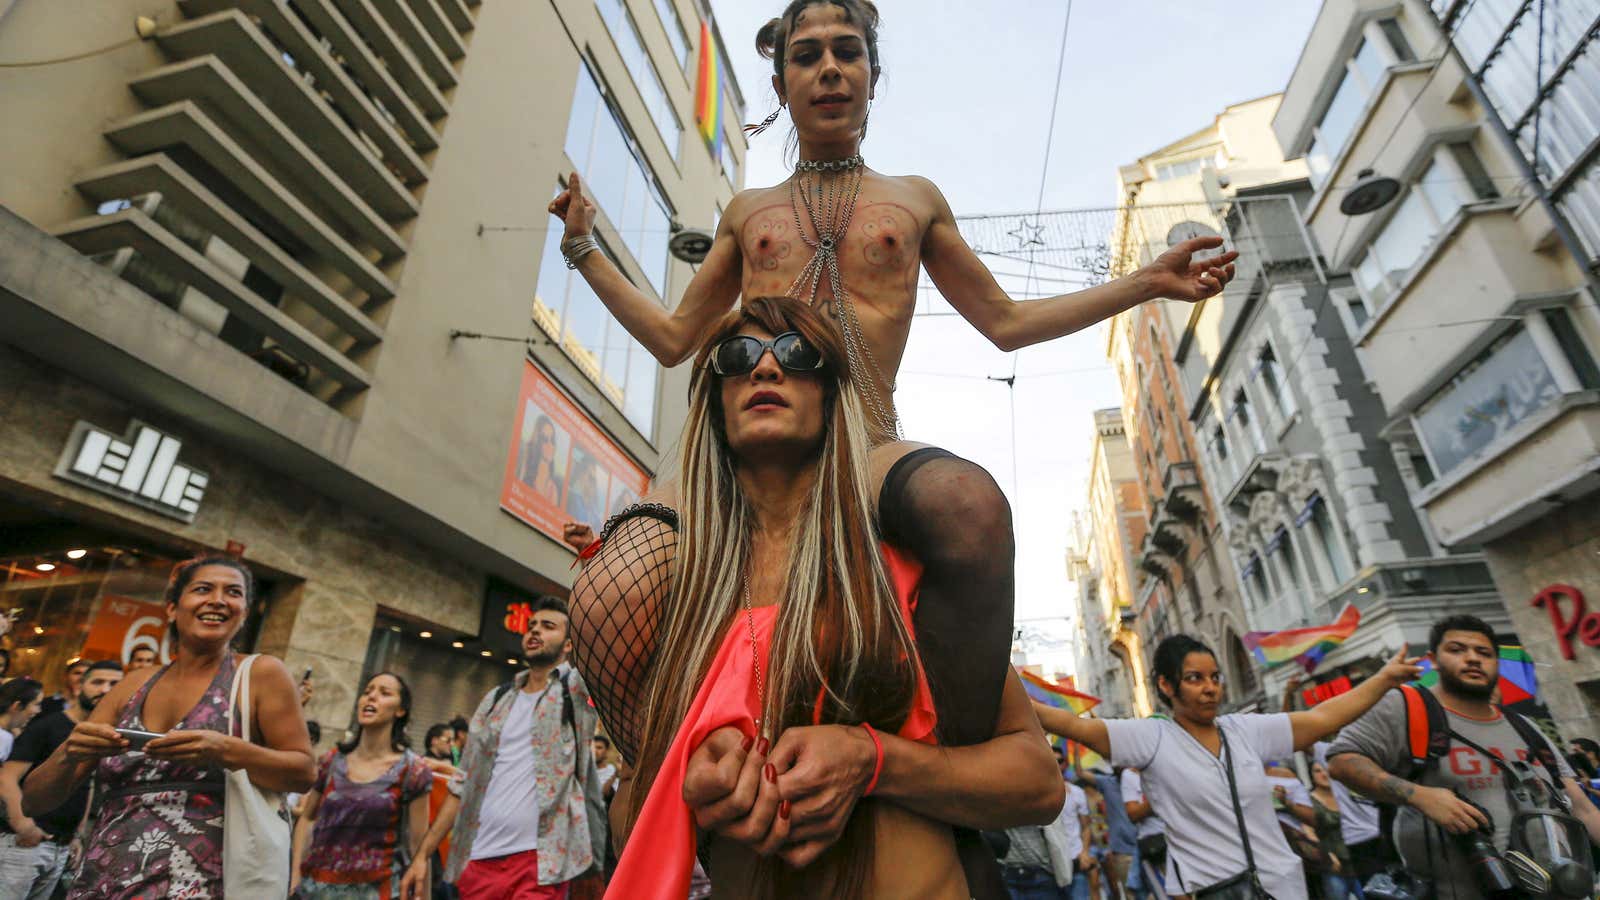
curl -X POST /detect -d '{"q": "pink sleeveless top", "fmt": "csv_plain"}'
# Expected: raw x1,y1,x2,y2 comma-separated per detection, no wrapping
604,544,938,900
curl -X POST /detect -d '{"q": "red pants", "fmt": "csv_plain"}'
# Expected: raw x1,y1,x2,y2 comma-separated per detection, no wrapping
457,850,570,900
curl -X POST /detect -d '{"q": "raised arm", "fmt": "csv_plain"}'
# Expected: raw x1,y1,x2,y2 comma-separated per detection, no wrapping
1031,700,1111,760
1289,647,1421,750
549,172,743,366
917,177,1237,352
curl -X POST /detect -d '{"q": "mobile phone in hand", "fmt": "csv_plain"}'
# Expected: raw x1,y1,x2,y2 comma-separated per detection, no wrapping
113,728,164,750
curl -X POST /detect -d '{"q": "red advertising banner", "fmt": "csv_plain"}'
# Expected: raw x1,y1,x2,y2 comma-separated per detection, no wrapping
81,594,172,667
500,361,651,545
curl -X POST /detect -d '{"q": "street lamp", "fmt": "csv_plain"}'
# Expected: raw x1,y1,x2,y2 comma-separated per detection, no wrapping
668,221,714,264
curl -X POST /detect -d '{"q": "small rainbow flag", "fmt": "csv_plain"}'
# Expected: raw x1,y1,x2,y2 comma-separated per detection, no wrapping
693,20,723,162
1242,604,1361,673
1018,670,1101,716
1415,644,1540,705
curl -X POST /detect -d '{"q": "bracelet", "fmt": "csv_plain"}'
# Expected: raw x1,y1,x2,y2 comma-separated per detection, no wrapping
561,234,599,269
860,722,884,796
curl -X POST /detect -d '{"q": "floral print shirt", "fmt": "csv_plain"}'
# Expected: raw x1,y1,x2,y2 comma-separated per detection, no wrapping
300,749,433,884
444,665,606,885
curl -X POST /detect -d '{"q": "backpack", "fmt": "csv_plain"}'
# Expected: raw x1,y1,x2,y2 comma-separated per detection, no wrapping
1390,684,1593,898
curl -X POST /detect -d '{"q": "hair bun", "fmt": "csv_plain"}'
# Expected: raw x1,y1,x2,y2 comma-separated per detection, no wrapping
755,16,781,59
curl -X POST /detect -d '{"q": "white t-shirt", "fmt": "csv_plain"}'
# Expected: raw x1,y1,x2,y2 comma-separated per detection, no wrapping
1120,768,1165,839
1107,714,1308,900
471,690,543,860
0,729,13,762
1059,782,1090,860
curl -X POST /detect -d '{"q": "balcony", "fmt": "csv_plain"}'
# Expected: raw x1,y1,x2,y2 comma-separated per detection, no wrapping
53,0,477,410
1223,452,1286,514
1163,460,1205,519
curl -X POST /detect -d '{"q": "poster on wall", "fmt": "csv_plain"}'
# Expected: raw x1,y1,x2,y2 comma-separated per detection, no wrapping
500,361,651,545
80,595,171,667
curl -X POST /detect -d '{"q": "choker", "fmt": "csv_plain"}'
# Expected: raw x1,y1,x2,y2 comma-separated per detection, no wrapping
794,155,864,173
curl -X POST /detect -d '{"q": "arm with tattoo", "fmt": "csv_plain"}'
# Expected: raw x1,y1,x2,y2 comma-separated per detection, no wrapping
1329,752,1491,835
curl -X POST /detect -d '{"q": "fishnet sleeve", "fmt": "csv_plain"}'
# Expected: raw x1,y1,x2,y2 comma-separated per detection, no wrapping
569,503,678,768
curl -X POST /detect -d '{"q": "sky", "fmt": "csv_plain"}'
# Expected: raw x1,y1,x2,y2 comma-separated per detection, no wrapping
712,0,1322,676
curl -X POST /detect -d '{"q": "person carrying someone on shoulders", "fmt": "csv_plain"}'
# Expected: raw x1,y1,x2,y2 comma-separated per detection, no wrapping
22,556,315,898
549,2,1238,884
1328,614,1600,900
567,298,1063,900
400,597,607,900
1036,633,1422,899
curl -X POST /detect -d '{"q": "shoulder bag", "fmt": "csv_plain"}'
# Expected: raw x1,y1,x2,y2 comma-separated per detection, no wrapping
223,653,293,896
1190,726,1275,900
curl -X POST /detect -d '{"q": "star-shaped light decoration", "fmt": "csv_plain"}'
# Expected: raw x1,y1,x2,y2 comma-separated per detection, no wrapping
1007,220,1046,250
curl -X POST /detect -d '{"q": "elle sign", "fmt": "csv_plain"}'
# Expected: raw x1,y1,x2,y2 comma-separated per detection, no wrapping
1531,584,1600,661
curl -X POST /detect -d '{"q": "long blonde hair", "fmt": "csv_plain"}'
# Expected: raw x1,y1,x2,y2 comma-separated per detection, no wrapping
632,297,919,898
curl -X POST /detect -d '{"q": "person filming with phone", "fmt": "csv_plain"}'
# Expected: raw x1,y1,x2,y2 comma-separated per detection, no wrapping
21,556,315,898
0,660,121,897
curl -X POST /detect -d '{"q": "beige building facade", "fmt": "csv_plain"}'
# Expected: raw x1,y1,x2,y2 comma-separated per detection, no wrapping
1071,408,1151,717
0,0,746,736
1276,0,1600,735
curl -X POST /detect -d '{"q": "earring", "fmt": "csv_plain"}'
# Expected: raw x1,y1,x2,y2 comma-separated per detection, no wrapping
744,104,784,138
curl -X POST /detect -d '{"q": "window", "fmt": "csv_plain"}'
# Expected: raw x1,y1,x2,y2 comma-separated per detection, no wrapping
1409,450,1436,488
1233,389,1266,454
1352,145,1497,309
1302,494,1352,585
533,208,659,437
1256,343,1297,420
1377,18,1415,62
1415,325,1560,476
1243,554,1269,608
1543,307,1600,390
1156,155,1211,181
1345,293,1370,329
1271,526,1308,592
596,0,683,160
564,63,673,297
1211,424,1232,480
1306,39,1383,187
652,0,692,71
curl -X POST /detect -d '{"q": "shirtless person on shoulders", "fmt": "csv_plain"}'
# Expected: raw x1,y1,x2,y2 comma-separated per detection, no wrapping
550,0,1234,892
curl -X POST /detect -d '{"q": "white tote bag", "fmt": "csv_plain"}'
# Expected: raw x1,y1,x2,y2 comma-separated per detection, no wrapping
223,654,292,897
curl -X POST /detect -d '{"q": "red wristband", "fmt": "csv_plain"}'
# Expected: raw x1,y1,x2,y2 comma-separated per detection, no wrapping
860,722,884,796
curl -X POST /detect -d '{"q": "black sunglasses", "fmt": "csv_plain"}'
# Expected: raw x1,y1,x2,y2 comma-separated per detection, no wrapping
708,331,825,376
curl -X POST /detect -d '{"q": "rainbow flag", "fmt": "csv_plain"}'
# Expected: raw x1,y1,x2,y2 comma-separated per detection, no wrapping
1018,670,1101,716
693,20,723,162
1415,644,1540,705
1065,738,1106,772
1242,604,1361,673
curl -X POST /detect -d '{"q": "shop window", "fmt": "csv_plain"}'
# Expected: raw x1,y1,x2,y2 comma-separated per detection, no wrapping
596,0,683,161
1414,325,1560,476
564,62,673,297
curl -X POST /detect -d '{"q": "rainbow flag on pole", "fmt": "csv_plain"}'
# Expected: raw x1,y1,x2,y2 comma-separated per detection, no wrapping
1415,644,1540,705
694,20,723,162
1242,604,1361,673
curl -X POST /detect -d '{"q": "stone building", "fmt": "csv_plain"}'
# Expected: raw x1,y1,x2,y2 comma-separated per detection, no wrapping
1275,0,1600,734
1069,410,1150,718
0,0,745,735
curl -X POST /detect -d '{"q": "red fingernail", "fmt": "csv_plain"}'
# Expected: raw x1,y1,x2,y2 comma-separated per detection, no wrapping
741,735,755,753
779,800,791,819
764,763,776,783
757,737,770,756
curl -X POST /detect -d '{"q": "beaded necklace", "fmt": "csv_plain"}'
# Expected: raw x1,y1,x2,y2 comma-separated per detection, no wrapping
786,156,901,440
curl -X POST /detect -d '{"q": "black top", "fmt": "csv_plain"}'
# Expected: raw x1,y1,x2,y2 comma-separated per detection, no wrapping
8,710,87,841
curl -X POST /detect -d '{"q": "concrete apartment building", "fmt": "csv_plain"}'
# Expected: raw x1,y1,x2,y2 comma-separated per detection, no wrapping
1276,0,1600,733
0,0,746,734
1104,96,1304,710
1068,409,1151,718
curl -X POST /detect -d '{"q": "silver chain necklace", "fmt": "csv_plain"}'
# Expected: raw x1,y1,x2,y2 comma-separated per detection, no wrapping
786,162,902,440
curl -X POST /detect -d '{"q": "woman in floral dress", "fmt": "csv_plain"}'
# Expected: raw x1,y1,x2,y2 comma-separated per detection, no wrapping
292,672,432,899
23,556,315,898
